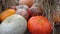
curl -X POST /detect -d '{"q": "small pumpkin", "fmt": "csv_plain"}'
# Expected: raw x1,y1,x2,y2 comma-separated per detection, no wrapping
28,16,52,34
19,0,34,7
27,3,44,17
0,9,16,21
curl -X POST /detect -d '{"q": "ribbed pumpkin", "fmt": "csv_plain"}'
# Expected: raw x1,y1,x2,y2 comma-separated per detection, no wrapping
28,16,52,34
0,9,16,21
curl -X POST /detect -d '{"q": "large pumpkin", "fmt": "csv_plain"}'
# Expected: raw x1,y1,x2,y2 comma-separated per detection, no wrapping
0,14,27,34
28,16,52,34
19,0,34,7
0,9,16,21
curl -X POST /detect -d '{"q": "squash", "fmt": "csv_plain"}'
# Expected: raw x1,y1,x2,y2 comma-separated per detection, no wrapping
0,14,27,34
28,16,52,34
0,9,16,21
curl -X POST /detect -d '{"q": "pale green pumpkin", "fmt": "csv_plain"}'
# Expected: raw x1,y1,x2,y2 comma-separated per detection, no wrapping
0,14,27,34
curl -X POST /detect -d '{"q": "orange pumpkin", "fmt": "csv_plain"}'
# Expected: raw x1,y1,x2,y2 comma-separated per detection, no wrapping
0,9,16,21
28,16,52,34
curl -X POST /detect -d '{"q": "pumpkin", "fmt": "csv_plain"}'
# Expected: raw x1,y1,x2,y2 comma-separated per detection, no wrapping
28,16,52,34
16,9,29,20
19,0,34,7
0,14,27,34
0,9,16,21
27,3,44,17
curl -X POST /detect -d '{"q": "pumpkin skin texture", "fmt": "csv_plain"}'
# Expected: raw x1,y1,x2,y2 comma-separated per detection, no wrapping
0,9,16,21
19,0,34,7
16,9,29,20
28,16,52,34
0,14,27,34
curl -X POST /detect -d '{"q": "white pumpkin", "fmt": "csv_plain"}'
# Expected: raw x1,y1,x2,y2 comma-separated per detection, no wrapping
0,14,27,34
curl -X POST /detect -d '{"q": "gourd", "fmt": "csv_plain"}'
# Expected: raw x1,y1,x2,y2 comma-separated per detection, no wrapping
0,9,16,21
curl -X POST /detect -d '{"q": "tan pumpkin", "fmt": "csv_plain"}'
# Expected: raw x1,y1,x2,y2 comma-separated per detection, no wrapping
19,0,34,7
0,9,16,21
